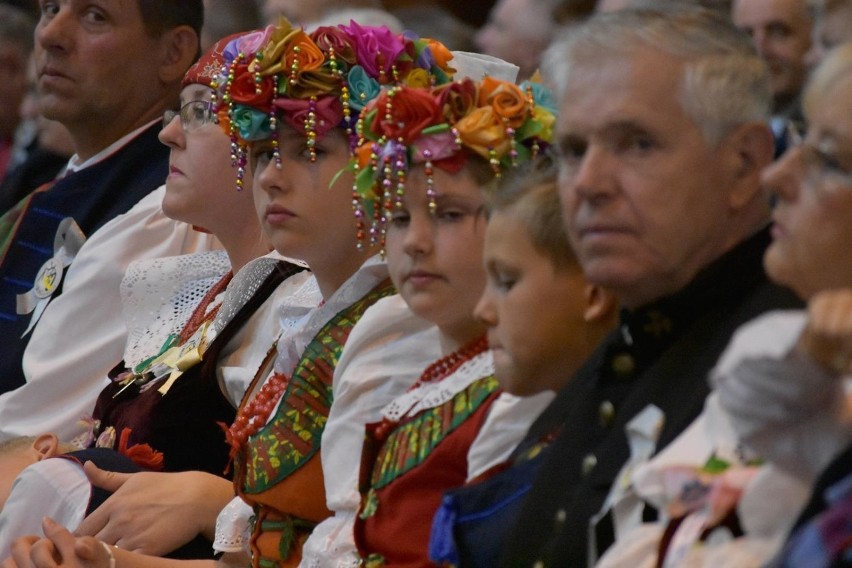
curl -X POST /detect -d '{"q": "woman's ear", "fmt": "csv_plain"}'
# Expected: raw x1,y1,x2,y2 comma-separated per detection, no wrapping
583,283,618,324
31,433,61,460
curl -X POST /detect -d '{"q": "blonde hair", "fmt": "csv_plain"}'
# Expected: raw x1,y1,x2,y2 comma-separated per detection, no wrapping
485,157,578,271
0,436,36,455
804,43,852,118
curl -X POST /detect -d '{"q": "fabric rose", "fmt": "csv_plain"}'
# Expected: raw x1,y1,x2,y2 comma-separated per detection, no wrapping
404,68,431,88
228,63,275,112
411,129,459,163
435,78,477,122
479,77,528,128
286,68,341,99
515,106,555,144
263,29,324,79
410,35,435,72
223,28,270,69
246,19,297,74
348,65,381,111
427,39,454,74
341,21,405,80
369,87,443,144
274,95,343,140
227,29,268,62
455,106,510,159
310,25,357,67
232,105,273,142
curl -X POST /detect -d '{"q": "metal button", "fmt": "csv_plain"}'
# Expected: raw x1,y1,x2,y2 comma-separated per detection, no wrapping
581,453,597,476
611,352,635,378
599,400,615,427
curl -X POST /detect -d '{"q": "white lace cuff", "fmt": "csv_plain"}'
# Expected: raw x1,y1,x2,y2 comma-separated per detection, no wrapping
213,497,253,554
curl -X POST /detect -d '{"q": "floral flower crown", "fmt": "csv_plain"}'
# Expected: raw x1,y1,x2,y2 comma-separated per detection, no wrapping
214,18,456,190
347,76,557,247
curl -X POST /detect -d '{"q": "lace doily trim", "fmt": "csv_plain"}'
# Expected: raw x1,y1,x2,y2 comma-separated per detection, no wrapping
121,251,230,368
382,350,494,422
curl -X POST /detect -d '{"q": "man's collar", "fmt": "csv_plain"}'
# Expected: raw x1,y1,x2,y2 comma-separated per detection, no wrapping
65,119,160,174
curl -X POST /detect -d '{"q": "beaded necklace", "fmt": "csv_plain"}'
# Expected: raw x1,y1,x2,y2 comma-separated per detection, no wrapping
373,334,489,441
223,341,285,460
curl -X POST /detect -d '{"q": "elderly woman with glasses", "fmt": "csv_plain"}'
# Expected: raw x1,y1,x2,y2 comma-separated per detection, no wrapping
595,42,852,568
711,42,852,568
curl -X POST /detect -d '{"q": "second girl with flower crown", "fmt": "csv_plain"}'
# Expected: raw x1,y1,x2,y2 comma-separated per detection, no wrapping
303,67,560,566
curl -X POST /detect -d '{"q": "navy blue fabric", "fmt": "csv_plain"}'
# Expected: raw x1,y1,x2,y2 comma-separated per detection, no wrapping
0,123,168,394
430,450,547,568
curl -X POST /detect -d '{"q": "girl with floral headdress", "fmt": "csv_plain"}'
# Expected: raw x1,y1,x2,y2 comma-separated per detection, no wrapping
2,17,455,568
300,71,559,567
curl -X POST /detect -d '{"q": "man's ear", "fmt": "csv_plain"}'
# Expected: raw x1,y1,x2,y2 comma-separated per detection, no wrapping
158,25,200,84
726,122,775,210
583,283,618,323
31,433,61,460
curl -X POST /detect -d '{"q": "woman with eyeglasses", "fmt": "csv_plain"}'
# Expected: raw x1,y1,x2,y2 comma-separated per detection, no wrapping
0,32,315,558
712,41,852,568
595,42,852,568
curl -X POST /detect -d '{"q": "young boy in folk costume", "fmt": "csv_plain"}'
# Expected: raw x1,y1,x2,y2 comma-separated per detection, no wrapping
2,18,456,568
311,73,558,566
428,162,619,567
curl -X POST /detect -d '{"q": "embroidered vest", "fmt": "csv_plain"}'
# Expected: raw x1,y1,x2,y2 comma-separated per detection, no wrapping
235,278,395,568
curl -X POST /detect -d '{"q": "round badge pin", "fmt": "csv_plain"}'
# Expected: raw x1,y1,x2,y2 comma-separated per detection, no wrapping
33,257,63,299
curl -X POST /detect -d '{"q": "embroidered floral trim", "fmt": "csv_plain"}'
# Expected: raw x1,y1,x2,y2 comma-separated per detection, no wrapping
239,279,395,493
367,375,499,492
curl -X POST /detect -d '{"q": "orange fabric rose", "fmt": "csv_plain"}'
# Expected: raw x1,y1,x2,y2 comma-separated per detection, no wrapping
478,77,528,128
427,39,454,73
455,106,510,159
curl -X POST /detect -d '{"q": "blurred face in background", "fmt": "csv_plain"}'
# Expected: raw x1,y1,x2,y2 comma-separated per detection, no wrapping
0,39,28,138
474,0,552,78
732,0,812,111
805,1,852,67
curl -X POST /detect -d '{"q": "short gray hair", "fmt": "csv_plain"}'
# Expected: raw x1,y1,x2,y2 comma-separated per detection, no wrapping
542,7,771,144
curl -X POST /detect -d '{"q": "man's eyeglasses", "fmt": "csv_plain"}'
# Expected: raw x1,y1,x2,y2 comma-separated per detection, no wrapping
162,100,217,132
